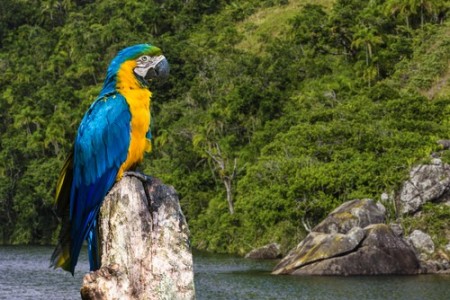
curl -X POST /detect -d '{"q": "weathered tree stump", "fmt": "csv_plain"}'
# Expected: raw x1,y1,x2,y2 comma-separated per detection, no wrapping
80,175,195,300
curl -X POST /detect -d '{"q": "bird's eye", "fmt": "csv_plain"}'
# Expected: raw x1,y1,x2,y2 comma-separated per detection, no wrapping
141,56,150,62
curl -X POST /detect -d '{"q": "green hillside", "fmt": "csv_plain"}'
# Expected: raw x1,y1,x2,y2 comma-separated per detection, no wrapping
1,0,449,254
235,0,335,53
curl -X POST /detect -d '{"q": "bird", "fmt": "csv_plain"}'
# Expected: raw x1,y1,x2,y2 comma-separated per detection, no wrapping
50,44,169,275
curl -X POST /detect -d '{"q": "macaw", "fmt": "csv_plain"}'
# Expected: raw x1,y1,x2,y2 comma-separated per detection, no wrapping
50,44,169,275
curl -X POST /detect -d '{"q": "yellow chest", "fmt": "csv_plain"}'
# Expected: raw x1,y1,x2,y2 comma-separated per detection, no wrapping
115,61,152,179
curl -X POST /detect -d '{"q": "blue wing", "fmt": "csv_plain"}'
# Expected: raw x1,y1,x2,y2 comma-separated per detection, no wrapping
69,93,131,274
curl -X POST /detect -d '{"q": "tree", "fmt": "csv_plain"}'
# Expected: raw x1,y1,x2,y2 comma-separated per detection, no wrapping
205,142,237,214
351,25,383,86
384,0,442,29
352,25,383,66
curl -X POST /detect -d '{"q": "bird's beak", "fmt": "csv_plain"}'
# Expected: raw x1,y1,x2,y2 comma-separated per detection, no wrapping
144,55,169,82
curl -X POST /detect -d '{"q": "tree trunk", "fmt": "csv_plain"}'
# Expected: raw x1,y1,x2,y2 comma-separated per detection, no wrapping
223,178,234,215
80,176,195,300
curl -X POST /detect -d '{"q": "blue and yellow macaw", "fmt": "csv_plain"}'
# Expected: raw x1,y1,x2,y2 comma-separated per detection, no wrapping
50,44,169,275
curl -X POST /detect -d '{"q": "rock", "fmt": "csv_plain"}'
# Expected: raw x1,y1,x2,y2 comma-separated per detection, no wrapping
272,227,365,274
398,163,450,214
437,139,450,150
446,242,450,253
431,158,442,165
436,250,450,263
80,176,195,300
389,223,404,237
273,199,421,276
273,224,419,275
312,199,385,234
245,243,282,259
406,230,435,257
419,259,450,274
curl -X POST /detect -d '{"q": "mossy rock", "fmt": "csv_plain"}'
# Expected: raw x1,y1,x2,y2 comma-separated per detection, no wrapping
312,199,386,234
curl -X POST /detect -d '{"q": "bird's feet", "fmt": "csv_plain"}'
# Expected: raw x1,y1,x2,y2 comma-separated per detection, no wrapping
123,171,152,183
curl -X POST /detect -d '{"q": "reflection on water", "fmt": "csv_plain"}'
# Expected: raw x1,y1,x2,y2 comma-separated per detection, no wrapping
0,246,449,299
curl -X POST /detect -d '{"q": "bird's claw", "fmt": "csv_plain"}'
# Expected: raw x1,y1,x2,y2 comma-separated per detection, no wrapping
123,171,151,183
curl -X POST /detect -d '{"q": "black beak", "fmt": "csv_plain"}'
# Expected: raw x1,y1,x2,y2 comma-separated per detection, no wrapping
145,56,169,82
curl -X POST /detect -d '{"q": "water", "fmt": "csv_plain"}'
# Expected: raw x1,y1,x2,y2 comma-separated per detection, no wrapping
194,252,450,300
0,246,449,300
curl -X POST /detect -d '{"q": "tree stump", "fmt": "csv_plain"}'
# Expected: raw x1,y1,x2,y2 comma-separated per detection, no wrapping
80,176,195,300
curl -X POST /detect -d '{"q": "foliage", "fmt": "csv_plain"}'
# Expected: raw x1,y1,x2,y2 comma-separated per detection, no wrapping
402,203,450,250
0,0,449,255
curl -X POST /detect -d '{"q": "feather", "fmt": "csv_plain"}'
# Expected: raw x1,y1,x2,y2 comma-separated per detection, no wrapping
66,94,131,274
51,94,131,274
50,152,74,272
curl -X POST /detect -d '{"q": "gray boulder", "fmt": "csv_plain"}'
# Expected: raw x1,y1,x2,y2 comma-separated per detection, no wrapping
389,223,404,237
419,259,450,274
437,140,450,150
273,224,419,275
406,230,435,258
272,227,364,274
398,161,450,214
273,199,420,276
312,199,385,234
245,243,282,259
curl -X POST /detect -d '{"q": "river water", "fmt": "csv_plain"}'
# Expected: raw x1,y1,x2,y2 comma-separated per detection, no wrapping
0,246,449,299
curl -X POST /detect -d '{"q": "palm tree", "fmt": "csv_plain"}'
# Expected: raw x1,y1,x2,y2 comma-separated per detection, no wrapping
351,25,383,87
384,0,414,29
351,26,383,67
384,0,441,29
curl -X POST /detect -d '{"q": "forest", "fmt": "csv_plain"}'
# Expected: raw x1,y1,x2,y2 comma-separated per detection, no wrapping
1,0,449,254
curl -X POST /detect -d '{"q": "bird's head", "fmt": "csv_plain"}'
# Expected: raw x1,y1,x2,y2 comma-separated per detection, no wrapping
102,44,169,94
